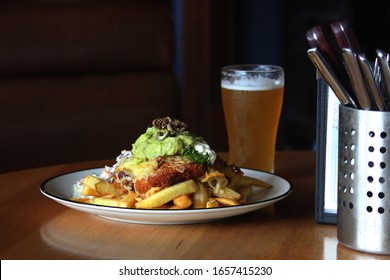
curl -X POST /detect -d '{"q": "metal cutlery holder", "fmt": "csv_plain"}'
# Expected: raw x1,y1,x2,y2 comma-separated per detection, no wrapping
338,105,390,255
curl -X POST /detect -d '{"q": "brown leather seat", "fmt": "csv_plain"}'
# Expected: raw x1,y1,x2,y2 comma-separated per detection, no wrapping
0,0,180,173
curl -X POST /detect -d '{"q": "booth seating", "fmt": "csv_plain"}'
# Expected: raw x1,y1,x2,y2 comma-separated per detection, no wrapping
0,0,180,173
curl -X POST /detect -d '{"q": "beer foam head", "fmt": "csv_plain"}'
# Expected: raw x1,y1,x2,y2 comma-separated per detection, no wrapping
221,65,284,90
221,75,283,91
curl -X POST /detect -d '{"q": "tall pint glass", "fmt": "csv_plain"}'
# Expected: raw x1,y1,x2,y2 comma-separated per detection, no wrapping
221,65,284,173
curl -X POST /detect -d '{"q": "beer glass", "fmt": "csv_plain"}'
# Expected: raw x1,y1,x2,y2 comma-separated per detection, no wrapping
221,65,284,173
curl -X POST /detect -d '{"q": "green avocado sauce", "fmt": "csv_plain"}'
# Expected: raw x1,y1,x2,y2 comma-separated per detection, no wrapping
131,126,203,161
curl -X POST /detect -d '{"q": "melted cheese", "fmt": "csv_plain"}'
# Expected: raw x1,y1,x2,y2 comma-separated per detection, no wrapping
116,157,158,180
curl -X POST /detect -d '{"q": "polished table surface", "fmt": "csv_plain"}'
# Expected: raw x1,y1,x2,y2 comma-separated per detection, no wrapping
1,151,389,260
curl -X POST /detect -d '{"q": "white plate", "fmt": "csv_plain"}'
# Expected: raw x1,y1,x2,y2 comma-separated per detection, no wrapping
40,168,292,224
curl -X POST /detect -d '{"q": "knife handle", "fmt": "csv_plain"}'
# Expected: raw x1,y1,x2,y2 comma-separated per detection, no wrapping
358,54,387,111
307,48,357,108
342,48,371,110
377,49,390,107
331,20,362,53
306,25,355,99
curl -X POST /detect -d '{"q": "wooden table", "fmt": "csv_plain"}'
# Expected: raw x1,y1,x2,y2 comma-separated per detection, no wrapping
1,151,389,260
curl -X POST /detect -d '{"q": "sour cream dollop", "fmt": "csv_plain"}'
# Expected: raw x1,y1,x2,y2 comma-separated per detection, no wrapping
194,142,217,165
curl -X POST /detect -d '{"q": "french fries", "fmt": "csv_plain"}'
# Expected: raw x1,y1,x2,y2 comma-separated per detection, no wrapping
215,197,240,206
135,180,197,209
95,181,120,196
73,168,272,209
212,186,241,200
81,175,101,196
237,186,253,202
172,195,193,209
193,182,209,208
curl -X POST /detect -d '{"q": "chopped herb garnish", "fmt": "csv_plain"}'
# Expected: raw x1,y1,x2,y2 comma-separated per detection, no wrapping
183,148,210,165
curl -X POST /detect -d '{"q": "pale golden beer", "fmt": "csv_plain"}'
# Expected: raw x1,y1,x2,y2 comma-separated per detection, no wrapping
221,65,284,172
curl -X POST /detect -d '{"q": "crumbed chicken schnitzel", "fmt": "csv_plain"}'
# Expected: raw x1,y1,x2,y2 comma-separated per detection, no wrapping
134,157,207,195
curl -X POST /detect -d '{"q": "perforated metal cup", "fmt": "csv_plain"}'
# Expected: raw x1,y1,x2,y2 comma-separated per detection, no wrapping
338,105,390,255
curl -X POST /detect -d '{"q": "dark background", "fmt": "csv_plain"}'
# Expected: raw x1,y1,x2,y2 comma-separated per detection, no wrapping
2,0,390,172
172,0,390,151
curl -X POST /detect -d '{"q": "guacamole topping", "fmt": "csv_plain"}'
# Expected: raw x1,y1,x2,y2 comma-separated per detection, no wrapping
131,126,201,160
131,117,216,164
